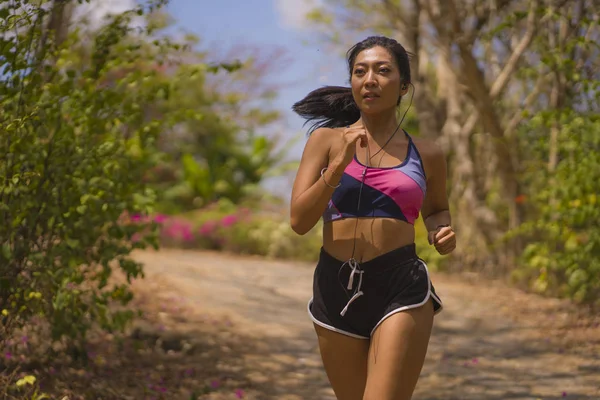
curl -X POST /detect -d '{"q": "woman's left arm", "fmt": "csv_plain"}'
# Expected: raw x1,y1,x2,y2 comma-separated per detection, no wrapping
418,140,456,255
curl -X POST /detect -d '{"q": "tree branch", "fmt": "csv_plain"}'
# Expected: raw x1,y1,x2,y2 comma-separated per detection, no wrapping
458,0,539,136
382,0,410,28
504,74,551,138
489,0,538,99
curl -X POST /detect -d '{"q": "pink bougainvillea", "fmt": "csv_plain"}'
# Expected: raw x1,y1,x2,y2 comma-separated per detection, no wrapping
221,214,238,227
199,221,218,237
153,214,168,224
161,219,195,242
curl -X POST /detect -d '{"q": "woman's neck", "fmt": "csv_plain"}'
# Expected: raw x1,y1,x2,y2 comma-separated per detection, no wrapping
360,109,399,142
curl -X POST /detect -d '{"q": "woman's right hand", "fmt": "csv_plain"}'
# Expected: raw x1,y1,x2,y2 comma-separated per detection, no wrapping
339,123,368,165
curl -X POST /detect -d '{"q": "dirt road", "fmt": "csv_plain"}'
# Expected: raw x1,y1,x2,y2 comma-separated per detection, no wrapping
131,249,600,400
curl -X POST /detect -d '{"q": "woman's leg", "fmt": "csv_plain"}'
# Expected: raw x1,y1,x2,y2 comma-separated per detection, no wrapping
363,299,435,400
314,324,371,400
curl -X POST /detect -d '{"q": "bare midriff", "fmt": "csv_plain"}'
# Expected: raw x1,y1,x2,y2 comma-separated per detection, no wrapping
322,217,415,262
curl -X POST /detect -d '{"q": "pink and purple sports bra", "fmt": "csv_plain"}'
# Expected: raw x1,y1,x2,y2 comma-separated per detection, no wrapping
323,131,426,225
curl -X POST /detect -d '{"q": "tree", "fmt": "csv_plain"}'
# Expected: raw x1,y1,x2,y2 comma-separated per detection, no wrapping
305,0,599,302
111,17,296,213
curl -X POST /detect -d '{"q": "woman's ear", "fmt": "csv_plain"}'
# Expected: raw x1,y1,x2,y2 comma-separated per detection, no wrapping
400,83,409,96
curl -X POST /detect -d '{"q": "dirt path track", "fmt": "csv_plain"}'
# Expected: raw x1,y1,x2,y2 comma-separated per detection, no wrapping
132,249,600,400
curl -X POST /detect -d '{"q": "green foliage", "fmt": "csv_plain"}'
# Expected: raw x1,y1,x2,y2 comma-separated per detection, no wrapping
507,7,600,304
0,0,213,352
512,113,600,304
134,32,290,214
1,0,290,362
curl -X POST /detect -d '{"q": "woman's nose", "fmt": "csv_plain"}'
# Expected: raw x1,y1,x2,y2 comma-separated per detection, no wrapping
365,71,377,87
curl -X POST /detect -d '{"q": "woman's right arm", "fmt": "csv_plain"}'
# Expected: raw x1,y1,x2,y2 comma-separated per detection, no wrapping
289,128,346,235
290,125,366,235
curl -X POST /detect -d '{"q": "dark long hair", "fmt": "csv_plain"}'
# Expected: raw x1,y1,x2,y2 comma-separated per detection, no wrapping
292,36,412,135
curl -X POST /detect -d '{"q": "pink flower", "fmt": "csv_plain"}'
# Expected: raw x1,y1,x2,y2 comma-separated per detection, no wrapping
221,214,238,227
235,389,245,398
162,224,179,238
154,214,168,224
5,352,12,359
162,220,194,241
181,224,194,241
130,214,143,222
199,221,217,236
210,380,220,388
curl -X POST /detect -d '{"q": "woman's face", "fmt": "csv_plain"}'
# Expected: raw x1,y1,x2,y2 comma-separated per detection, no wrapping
350,46,403,114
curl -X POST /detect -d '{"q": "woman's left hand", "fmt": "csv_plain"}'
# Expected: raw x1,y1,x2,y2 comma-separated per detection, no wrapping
428,226,456,255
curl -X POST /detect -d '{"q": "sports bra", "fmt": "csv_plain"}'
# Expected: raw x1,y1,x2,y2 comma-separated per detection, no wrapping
322,131,427,225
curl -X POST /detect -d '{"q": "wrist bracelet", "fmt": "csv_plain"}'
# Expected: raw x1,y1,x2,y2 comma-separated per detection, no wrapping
321,167,341,189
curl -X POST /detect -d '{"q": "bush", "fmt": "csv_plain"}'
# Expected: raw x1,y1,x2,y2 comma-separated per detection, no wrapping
510,113,600,305
151,199,320,262
0,372,48,400
0,0,194,355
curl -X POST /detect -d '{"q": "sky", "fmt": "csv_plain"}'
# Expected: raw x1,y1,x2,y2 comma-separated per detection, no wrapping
163,0,348,143
82,0,353,196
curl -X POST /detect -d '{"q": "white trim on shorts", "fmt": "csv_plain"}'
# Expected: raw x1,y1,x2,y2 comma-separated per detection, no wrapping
369,258,443,336
307,298,370,340
307,258,443,340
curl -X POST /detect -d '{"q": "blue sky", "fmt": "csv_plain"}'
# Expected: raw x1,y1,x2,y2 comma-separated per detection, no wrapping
162,0,351,195
165,0,348,133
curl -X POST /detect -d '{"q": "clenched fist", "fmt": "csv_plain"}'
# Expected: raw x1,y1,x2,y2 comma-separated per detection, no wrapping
338,123,368,165
428,225,456,255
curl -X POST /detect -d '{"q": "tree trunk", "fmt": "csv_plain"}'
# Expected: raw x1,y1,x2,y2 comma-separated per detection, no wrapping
411,2,445,141
48,0,74,47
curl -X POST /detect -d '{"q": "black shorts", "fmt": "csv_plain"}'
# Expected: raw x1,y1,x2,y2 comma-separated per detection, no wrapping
307,244,443,339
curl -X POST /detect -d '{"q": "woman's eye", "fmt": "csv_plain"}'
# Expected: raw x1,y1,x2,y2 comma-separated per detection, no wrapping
380,68,390,73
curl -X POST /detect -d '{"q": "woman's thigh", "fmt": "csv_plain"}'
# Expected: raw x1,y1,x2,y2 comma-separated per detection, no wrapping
363,299,435,400
314,324,371,400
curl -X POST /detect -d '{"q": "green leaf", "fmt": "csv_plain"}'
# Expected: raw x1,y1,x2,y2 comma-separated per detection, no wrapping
1,243,11,260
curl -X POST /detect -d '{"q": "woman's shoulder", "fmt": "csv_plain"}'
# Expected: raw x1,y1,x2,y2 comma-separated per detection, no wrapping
308,126,345,155
310,126,342,140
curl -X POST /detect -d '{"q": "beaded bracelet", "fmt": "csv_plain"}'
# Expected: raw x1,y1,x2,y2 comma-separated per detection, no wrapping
321,167,341,189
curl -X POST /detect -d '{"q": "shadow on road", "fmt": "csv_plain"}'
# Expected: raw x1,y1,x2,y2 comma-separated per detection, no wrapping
120,250,600,400
415,307,600,400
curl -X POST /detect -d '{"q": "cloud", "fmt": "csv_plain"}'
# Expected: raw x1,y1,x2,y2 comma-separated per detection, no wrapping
273,0,323,31
73,0,141,31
